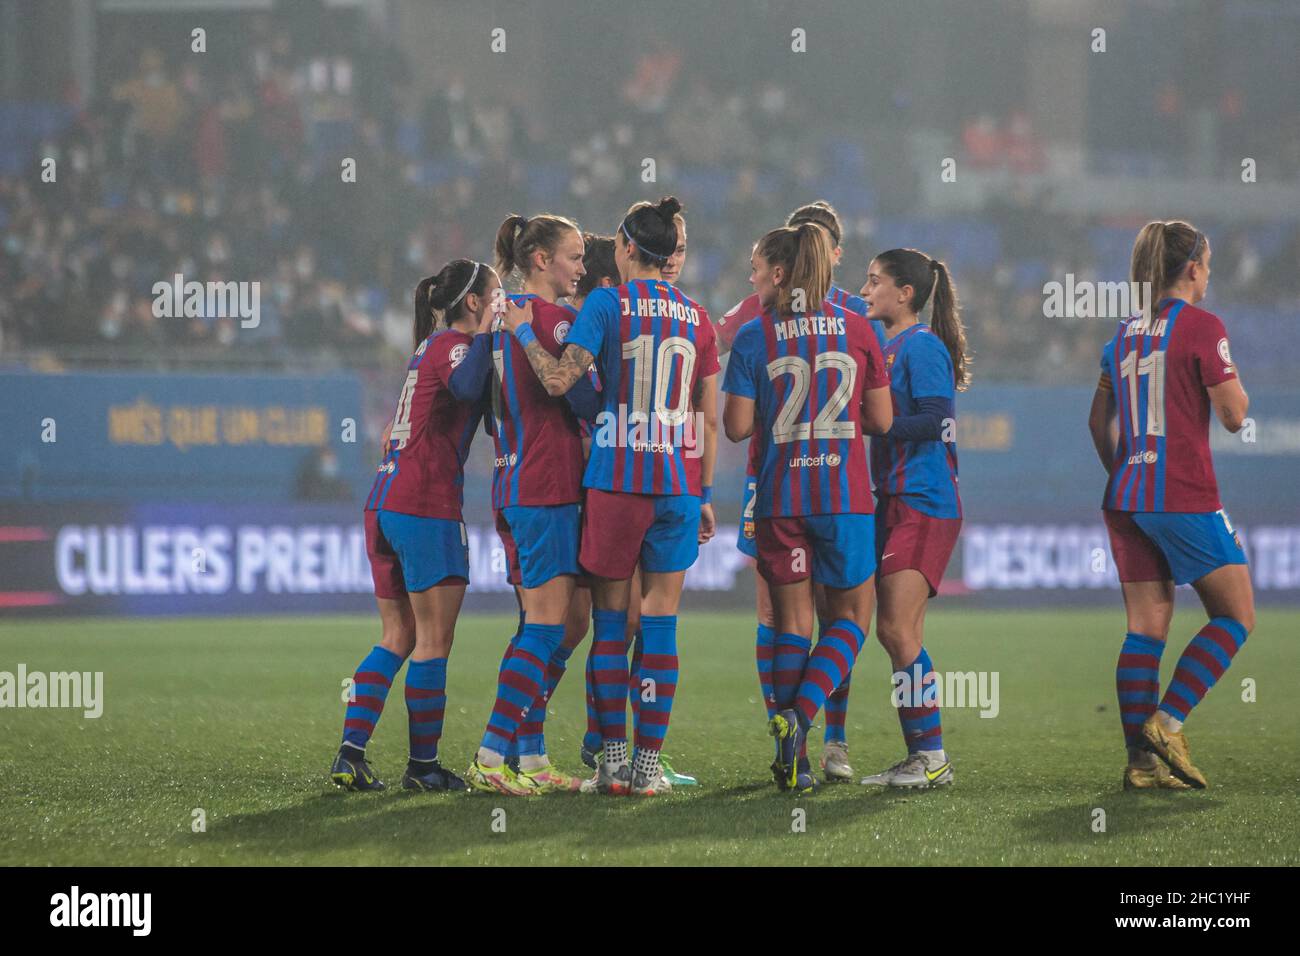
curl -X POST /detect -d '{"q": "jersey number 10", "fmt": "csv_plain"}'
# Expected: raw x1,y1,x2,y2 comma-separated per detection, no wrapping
766,352,858,444
623,334,697,427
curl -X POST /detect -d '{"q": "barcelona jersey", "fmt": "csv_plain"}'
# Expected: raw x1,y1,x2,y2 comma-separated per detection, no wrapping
366,328,483,521
1100,298,1237,513
490,294,586,508
566,279,720,496
869,323,961,520
722,300,889,517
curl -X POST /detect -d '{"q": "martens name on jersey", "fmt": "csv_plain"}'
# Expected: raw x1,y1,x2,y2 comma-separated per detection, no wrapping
773,314,846,342
620,296,701,325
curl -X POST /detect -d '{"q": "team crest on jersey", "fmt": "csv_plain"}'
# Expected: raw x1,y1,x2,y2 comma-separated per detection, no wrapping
1218,337,1233,369
554,320,571,344
449,343,469,368
415,339,429,357
886,354,896,371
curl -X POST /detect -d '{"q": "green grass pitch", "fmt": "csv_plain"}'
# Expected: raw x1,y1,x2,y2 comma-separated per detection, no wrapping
1,608,1296,866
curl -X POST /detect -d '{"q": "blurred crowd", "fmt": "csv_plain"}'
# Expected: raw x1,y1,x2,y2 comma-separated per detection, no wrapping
1,16,1297,386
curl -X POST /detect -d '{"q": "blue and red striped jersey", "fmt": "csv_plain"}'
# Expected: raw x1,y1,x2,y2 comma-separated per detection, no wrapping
722,300,889,517
489,294,586,508
868,324,961,519
366,328,483,520
1100,298,1237,513
717,284,866,352
560,301,603,440
726,288,871,512
566,279,720,496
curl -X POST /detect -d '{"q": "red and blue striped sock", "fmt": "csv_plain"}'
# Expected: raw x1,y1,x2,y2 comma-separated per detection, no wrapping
405,657,447,763
342,645,403,752
773,632,812,711
481,622,563,755
795,619,864,729
591,609,630,746
1117,632,1164,749
824,671,852,744
628,628,644,741
1159,617,1248,723
499,611,525,759
634,615,678,754
896,647,943,752
583,643,602,754
517,642,575,757
755,623,777,719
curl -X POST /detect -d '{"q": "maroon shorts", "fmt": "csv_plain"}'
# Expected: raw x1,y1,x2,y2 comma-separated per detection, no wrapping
365,509,405,599
874,496,962,597
755,513,876,589
579,488,700,580
1103,509,1172,583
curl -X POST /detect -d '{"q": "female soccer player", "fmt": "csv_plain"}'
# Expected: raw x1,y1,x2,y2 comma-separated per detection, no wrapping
589,211,700,789
571,234,625,769
856,248,969,790
331,258,498,792
717,201,867,783
500,196,719,796
465,213,596,796
721,222,893,793
1088,220,1253,790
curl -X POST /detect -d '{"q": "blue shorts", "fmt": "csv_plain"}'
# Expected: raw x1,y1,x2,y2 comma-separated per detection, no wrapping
1127,510,1248,586
756,513,877,589
369,510,469,595
737,475,758,559
581,488,701,579
496,504,581,589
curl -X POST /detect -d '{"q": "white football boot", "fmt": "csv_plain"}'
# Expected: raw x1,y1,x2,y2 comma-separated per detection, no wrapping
859,750,953,789
820,741,854,782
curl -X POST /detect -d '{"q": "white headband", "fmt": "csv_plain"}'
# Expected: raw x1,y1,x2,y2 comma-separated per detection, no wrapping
447,262,481,310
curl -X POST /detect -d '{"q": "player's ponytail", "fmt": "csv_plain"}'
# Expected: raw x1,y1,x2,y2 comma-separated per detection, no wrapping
874,248,971,390
756,222,832,315
414,274,441,347
1131,220,1204,321
494,213,580,284
414,258,490,349
494,215,530,280
620,196,681,266
929,259,971,391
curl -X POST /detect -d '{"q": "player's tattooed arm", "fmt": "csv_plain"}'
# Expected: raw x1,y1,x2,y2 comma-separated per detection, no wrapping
522,338,594,397
500,296,592,396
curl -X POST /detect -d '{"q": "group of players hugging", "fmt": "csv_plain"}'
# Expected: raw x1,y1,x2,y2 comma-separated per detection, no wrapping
328,197,1254,798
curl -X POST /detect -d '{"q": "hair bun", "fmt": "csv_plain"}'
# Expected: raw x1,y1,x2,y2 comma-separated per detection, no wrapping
656,196,683,221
